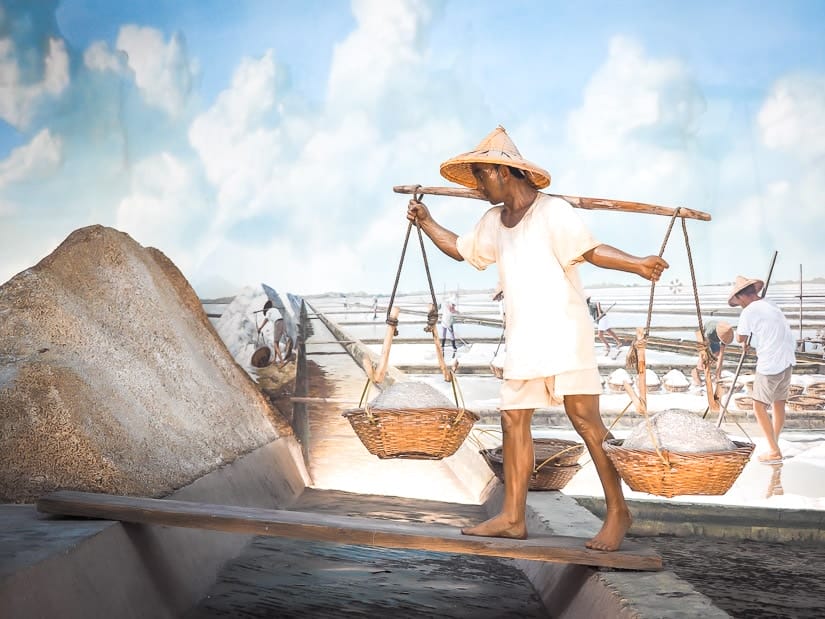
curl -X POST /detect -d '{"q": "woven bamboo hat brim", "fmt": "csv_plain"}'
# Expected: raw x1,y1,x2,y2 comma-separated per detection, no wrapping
727,276,764,307
716,321,734,344
439,125,551,190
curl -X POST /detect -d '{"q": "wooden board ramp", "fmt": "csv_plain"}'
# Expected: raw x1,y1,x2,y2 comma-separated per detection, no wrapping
36,491,661,571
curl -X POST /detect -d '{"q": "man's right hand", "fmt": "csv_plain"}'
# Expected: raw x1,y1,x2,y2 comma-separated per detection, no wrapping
407,199,431,224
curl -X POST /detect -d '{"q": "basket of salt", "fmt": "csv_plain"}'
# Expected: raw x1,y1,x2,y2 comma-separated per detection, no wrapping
734,395,754,411
662,369,691,393
806,382,825,398
480,438,584,491
645,369,662,393
788,383,805,397
604,409,754,497
343,380,479,460
786,395,825,412
607,368,633,393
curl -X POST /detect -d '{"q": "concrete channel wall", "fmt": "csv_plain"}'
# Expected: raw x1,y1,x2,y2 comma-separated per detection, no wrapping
1,438,310,619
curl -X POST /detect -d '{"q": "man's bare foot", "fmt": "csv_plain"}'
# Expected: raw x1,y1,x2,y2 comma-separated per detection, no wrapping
461,514,527,540
603,347,611,357
758,452,783,463
585,507,632,551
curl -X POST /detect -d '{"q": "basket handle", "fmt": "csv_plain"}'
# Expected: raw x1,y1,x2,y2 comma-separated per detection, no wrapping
428,302,451,382
534,444,579,473
357,378,378,423
372,306,400,384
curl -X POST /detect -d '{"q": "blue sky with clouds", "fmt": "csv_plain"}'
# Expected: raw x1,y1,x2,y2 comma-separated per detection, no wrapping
1,0,824,297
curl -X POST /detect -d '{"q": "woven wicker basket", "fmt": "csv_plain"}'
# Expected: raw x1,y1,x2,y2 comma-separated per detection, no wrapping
480,439,583,491
734,395,754,411
789,384,805,397
806,382,825,398
787,395,825,412
663,383,690,393
607,382,629,393
343,406,479,460
603,438,754,498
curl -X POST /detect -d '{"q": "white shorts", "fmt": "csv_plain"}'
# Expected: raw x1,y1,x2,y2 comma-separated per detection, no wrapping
500,368,602,409
597,315,611,331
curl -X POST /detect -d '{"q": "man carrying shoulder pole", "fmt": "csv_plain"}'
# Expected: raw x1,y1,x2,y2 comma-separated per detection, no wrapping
407,126,668,551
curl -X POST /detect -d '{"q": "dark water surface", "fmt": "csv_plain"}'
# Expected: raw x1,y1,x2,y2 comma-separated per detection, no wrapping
639,534,825,618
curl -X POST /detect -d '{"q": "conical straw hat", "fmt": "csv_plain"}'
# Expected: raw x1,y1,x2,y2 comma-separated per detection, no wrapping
439,126,551,190
727,276,764,307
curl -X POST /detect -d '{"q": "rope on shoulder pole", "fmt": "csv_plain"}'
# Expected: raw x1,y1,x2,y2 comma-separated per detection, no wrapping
716,250,779,428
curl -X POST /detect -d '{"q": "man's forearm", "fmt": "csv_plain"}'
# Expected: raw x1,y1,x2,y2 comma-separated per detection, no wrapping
584,244,647,276
417,218,463,261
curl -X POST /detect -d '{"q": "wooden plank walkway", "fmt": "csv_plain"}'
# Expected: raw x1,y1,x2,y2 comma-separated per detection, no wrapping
37,491,662,571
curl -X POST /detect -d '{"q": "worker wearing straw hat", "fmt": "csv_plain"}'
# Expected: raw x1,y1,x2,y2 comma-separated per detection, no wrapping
728,275,796,463
407,126,668,552
690,320,734,387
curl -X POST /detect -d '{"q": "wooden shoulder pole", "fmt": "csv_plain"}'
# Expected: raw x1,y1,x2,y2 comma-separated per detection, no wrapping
394,185,711,222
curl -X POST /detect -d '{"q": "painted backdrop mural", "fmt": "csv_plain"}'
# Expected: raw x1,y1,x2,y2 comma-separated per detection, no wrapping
1,0,823,296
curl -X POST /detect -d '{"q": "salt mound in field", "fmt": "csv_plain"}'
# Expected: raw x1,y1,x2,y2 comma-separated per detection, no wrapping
608,368,633,385
623,409,736,452
371,381,455,409
663,369,690,387
645,369,661,387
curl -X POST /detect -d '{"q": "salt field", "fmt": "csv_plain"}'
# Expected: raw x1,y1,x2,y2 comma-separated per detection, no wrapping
212,283,825,514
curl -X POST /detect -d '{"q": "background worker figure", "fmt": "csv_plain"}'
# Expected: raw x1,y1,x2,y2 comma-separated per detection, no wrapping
729,275,796,463
258,300,288,364
407,126,667,552
440,298,460,357
691,320,734,387
587,296,622,356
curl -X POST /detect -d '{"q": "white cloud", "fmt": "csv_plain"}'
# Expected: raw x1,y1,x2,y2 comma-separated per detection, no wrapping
0,129,62,186
188,51,286,193
0,37,69,129
327,0,436,111
0,198,16,216
116,152,209,273
568,36,706,158
116,26,197,117
759,73,825,161
84,40,128,74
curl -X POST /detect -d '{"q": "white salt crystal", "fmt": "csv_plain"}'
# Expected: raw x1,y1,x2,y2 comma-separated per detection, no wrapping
645,369,661,386
371,381,455,409
623,409,736,452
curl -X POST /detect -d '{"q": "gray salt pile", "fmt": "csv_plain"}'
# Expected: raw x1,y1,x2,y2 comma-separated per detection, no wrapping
623,409,736,452
0,225,288,503
371,381,455,409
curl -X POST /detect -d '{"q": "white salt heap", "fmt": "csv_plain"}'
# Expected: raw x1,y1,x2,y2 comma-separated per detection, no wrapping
623,409,736,452
608,368,633,386
663,369,690,387
645,369,661,387
371,381,455,409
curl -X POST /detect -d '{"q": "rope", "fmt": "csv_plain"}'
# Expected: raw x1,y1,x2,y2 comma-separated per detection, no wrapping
630,207,717,467
387,187,439,331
